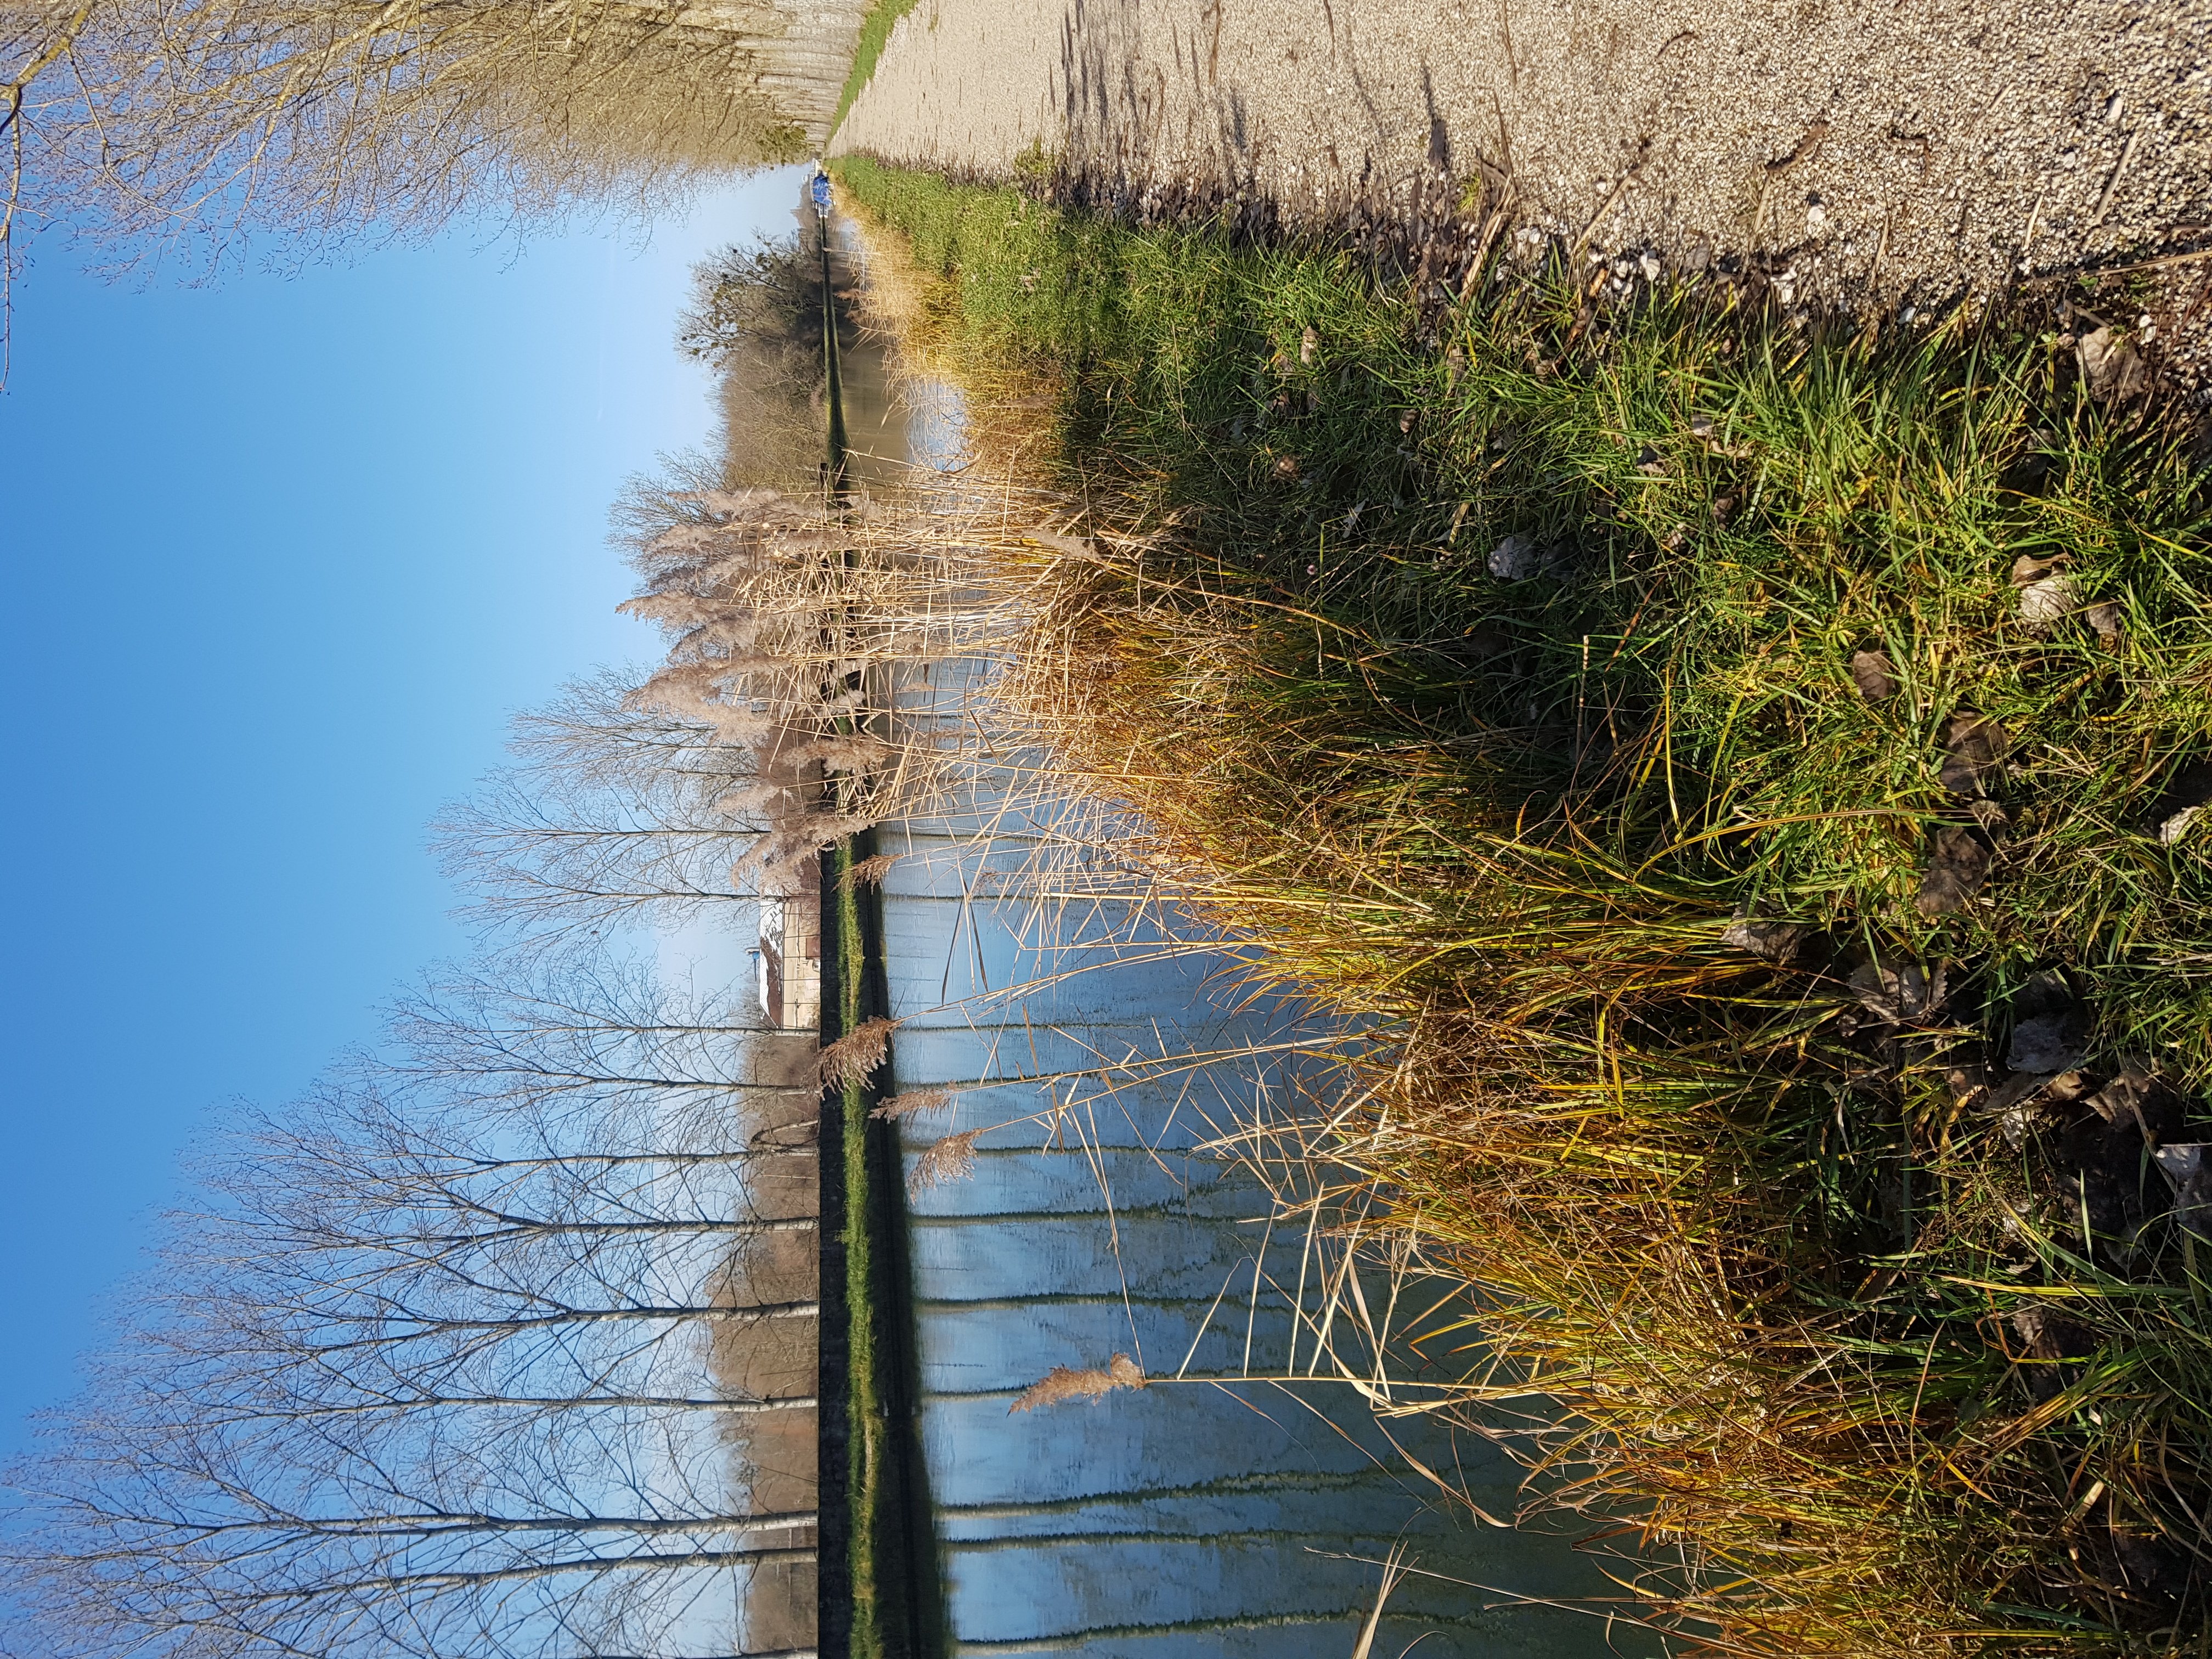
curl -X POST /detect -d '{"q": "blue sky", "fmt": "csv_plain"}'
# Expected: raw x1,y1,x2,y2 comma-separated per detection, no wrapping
0,166,805,1454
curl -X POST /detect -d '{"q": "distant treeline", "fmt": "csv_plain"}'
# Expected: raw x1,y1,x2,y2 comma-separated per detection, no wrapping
652,230,839,509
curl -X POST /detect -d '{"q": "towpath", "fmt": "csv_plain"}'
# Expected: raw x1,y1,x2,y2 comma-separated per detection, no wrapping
833,0,2212,380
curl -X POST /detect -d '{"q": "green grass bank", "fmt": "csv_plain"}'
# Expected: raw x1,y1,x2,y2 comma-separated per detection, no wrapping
817,216,939,1658
826,0,919,142
832,154,2212,1656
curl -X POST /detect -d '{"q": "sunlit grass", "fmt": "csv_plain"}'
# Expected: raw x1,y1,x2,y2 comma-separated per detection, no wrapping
832,155,2212,1654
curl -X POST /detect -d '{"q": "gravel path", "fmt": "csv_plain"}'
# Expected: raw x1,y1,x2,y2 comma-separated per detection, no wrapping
834,0,2212,384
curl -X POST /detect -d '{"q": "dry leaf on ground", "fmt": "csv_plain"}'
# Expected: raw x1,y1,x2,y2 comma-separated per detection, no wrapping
1720,912,1809,961
1938,712,2008,797
2008,1012,2086,1074
1849,648,1899,699
1487,533,1543,580
1917,826,1991,916
2077,325,2147,402
2019,575,2079,635
1850,955,1946,1023
2154,1144,2212,1237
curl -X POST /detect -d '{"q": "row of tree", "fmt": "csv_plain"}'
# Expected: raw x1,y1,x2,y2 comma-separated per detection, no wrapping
2,672,835,1657
0,210,1013,1643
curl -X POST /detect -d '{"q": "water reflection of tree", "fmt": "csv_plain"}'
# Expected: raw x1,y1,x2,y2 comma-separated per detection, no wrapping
612,232,831,509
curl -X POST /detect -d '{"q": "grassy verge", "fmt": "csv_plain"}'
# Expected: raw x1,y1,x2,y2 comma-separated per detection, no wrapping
824,829,940,1659
826,0,919,144
832,154,2212,1655
833,839,882,1656
821,236,938,1655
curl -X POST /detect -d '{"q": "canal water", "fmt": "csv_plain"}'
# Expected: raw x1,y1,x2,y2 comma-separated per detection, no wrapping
825,210,1652,1659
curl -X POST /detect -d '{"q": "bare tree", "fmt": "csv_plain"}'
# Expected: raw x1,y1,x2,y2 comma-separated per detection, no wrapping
673,234,819,376
0,453,1057,1658
5,1376,814,1658
1,946,819,1658
436,678,772,948
383,953,805,1135
501,673,763,802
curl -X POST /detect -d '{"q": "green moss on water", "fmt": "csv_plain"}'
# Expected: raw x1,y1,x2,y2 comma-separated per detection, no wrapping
830,837,887,1657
